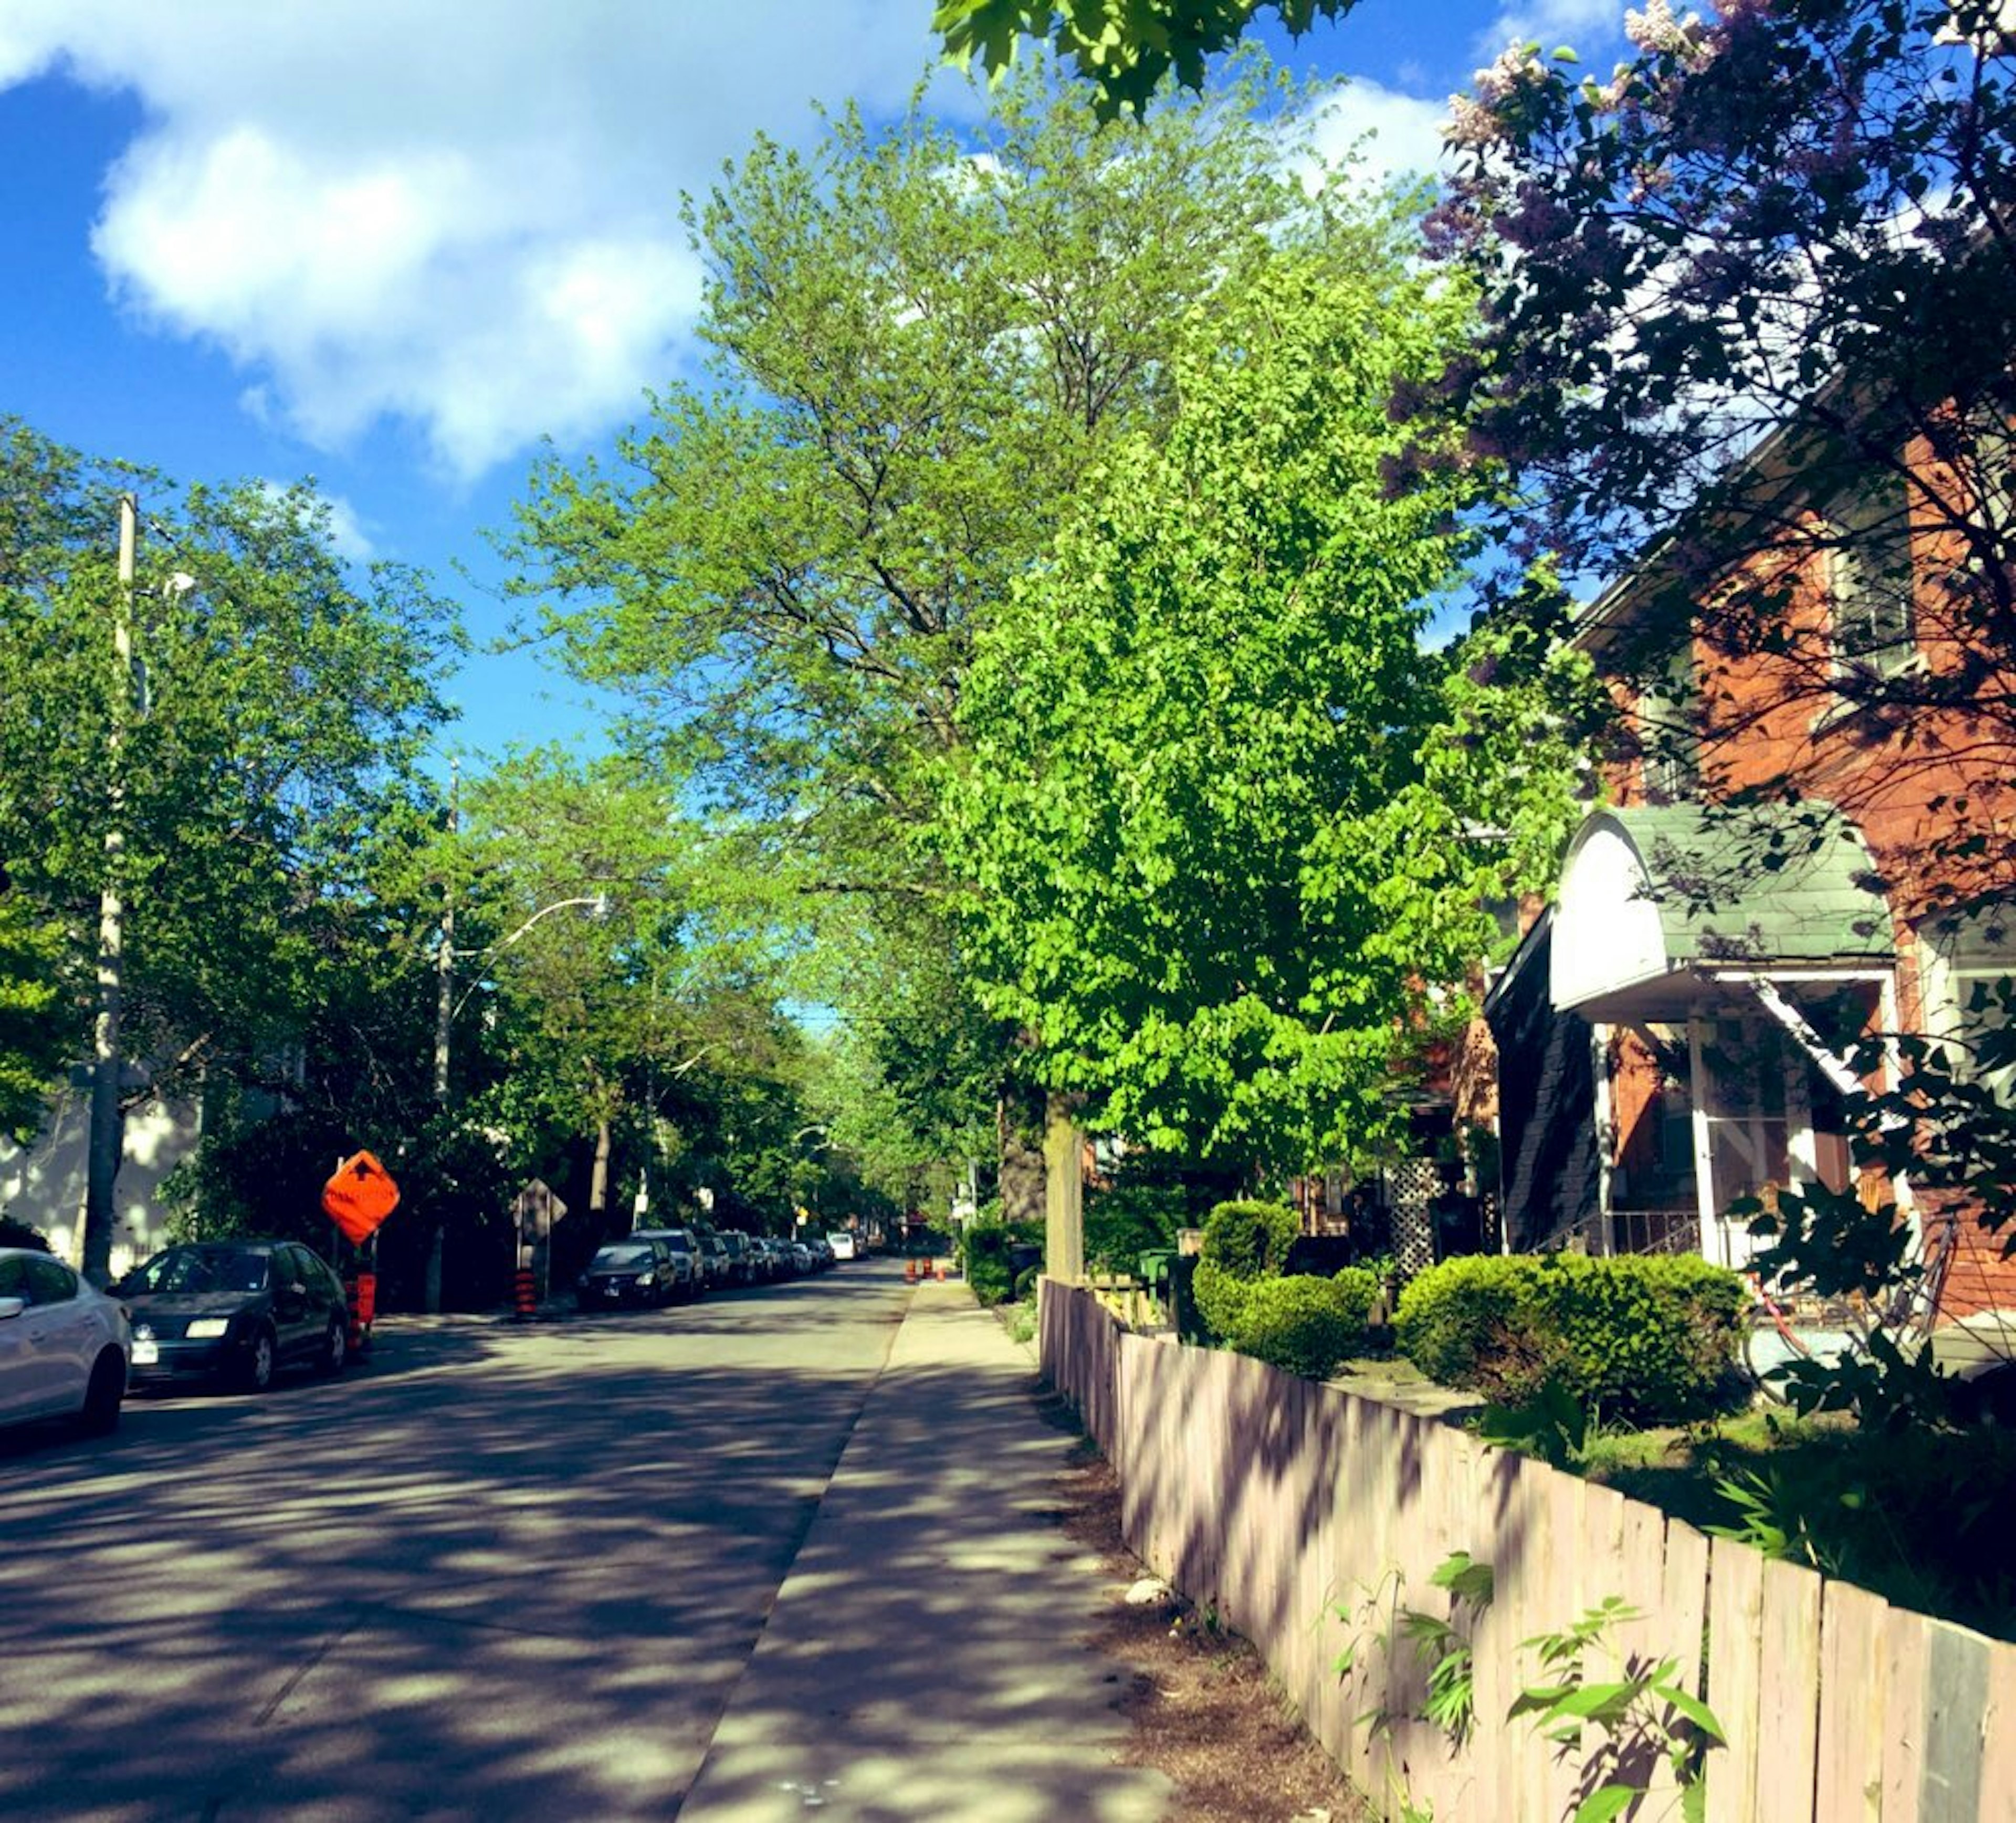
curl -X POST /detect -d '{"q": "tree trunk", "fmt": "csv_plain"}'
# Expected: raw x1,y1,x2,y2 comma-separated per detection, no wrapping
589,1115,612,1225
1043,1091,1085,1285
997,1084,1046,1226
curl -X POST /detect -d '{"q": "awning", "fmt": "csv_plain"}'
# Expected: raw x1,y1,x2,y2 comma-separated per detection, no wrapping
1551,803,1895,1020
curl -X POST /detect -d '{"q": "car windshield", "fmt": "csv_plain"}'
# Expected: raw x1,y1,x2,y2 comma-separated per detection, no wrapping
592,1246,654,1270
127,1248,270,1295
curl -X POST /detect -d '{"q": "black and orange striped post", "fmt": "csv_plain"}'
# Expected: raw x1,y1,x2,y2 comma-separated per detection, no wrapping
343,1269,377,1353
513,1268,538,1319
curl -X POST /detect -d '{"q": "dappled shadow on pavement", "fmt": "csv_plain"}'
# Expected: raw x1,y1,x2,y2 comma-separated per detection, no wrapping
0,1276,911,1821
678,1284,1168,1823
1,1267,1162,1823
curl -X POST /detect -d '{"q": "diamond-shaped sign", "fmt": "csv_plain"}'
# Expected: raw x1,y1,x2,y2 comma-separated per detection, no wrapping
323,1150,401,1245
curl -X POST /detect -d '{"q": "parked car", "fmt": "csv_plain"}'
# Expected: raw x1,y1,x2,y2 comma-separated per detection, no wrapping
577,1239,675,1310
0,1247,130,1436
744,1236,781,1281
693,1228,732,1289
827,1230,858,1262
716,1230,756,1285
117,1240,349,1394
807,1236,835,1271
787,1240,814,1273
631,1227,702,1298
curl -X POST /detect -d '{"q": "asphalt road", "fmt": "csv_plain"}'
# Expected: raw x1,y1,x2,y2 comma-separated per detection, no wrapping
0,1261,916,1822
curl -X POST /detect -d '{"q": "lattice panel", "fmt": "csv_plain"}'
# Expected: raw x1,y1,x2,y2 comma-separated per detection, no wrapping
1381,1158,1440,1277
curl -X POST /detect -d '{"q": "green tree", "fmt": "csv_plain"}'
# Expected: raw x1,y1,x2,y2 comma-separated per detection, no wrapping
506,58,1350,1204
936,1,1358,117
941,243,1589,1169
0,888,67,1143
0,421,463,1271
1425,0,2016,881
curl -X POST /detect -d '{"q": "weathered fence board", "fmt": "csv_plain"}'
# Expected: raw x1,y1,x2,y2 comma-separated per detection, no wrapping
1037,1280,2014,1823
1815,1578,1887,1822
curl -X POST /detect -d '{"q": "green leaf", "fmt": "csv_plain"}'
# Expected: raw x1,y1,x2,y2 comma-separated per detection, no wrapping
1572,1787,1640,1823
1651,1683,1726,1743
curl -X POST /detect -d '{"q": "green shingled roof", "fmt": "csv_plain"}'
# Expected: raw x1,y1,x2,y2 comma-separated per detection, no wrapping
1604,802,1894,966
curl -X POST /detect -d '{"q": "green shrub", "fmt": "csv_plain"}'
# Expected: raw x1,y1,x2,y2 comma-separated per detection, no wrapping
1083,1179,1185,1271
1225,1269,1380,1378
1192,1257,1250,1343
1395,1253,1748,1425
959,1220,1041,1307
1199,1199,1299,1278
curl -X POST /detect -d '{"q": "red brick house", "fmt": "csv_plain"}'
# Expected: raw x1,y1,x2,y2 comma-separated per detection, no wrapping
1484,402,2016,1325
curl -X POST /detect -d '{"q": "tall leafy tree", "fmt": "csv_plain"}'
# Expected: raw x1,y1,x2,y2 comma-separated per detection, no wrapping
0,888,67,1143
506,58,1351,1200
0,419,463,1268
941,241,1591,1168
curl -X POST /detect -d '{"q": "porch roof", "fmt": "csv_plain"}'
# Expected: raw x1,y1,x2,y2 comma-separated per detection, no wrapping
1551,803,1895,1020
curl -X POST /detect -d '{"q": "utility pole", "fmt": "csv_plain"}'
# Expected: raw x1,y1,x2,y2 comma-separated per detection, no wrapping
426,757,458,1313
82,494,138,1283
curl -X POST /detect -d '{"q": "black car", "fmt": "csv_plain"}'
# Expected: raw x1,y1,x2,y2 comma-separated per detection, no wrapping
118,1241,350,1394
577,1239,676,1310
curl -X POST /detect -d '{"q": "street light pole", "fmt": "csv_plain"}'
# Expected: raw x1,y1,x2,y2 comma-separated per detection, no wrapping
425,760,458,1313
81,493,138,1283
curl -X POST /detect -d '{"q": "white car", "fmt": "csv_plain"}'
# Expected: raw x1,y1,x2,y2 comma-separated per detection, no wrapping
827,1230,858,1261
0,1247,130,1436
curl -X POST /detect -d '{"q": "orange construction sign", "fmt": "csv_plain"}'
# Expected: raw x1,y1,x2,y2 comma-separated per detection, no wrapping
322,1150,401,1245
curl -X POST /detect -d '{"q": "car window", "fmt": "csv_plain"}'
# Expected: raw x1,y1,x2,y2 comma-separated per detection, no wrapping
215,1250,272,1294
593,1245,656,1269
283,1246,330,1290
24,1258,77,1305
126,1249,224,1294
0,1256,28,1300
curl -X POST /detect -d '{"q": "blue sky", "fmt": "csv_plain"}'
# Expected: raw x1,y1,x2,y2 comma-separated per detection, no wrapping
0,1,1634,763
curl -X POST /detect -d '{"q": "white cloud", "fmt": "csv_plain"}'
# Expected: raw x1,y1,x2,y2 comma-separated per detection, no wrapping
3,2,956,481
1473,0,1631,62
1300,79,1452,193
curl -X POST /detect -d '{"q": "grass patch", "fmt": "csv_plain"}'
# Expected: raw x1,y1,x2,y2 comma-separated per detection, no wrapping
1576,1409,2016,1641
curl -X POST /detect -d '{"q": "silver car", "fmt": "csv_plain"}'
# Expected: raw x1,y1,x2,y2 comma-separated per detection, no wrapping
0,1248,130,1436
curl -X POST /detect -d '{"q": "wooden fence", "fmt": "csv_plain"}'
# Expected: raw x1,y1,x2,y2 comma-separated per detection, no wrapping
1038,1280,2016,1822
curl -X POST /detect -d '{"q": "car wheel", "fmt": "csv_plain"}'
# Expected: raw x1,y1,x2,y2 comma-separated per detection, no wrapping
77,1350,124,1436
319,1318,348,1377
239,1326,277,1394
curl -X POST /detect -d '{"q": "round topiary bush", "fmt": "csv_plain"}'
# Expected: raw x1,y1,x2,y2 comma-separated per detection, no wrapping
0,1214,51,1253
1199,1199,1299,1278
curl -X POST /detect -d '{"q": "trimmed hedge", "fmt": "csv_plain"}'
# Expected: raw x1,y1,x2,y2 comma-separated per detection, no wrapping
1394,1252,1748,1425
1191,1202,1384,1377
1229,1269,1381,1378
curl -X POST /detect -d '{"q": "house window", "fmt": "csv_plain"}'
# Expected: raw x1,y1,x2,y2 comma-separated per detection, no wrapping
1827,467,1916,677
1636,646,1697,801
1927,905,2016,1106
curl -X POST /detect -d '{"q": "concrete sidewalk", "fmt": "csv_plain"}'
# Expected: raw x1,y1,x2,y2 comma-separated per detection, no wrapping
678,1280,1170,1822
